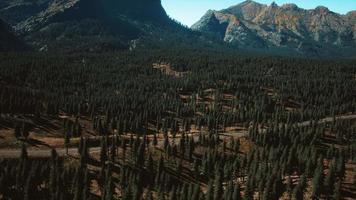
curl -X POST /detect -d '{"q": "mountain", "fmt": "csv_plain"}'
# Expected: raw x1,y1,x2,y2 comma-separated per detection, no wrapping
0,0,186,52
0,18,27,51
192,0,356,57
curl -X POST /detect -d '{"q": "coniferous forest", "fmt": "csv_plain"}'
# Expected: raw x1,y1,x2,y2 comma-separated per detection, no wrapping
0,49,355,200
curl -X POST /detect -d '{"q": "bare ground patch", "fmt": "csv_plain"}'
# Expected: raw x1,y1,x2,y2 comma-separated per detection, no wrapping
153,62,189,78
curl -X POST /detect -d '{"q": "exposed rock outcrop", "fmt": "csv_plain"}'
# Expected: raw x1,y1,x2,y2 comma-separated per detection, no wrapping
192,0,356,57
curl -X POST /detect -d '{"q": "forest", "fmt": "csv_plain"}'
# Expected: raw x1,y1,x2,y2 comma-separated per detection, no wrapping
0,50,355,200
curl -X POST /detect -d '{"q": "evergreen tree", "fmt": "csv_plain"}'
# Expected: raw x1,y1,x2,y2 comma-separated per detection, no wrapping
293,175,306,200
206,180,214,200
332,180,341,200
232,183,241,200
324,162,335,197
169,186,177,200
191,184,200,200
14,121,21,139
311,161,324,199
21,122,29,140
100,136,108,165
214,170,223,200
64,129,71,155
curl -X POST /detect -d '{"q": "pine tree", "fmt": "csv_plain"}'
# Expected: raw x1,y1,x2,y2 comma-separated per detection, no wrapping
336,153,345,180
232,183,241,200
158,155,164,176
169,186,177,200
332,180,341,200
14,121,21,139
191,184,200,200
21,122,29,140
50,149,58,200
214,170,223,200
324,162,335,197
82,168,90,200
181,183,188,200
137,139,145,166
156,155,165,188
21,143,28,161
311,161,324,199
23,165,35,200
73,168,83,200
153,132,158,147
293,175,306,200
64,129,71,155
146,190,154,200
206,180,214,200
105,176,114,200
100,136,108,165
285,176,292,200
188,137,194,161
164,135,169,152
234,139,240,153
243,179,253,200
146,153,154,185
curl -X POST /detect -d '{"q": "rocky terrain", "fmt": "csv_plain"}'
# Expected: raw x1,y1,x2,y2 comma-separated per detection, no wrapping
192,0,356,57
1,0,355,57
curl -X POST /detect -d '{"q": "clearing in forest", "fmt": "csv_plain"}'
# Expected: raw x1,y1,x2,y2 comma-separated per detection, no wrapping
152,62,189,78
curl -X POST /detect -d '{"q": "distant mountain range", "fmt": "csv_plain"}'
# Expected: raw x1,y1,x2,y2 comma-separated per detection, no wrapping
0,0,355,57
192,0,356,57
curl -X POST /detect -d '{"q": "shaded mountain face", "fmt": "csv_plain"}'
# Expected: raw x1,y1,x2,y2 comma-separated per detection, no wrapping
0,0,172,52
192,0,356,57
0,19,27,51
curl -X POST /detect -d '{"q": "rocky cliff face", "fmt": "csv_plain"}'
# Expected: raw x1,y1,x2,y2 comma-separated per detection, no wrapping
0,0,171,52
192,0,356,57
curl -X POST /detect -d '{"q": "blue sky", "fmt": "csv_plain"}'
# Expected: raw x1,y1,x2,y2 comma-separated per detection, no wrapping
162,0,356,26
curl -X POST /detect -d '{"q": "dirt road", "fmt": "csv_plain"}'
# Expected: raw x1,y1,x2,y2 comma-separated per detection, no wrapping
0,114,354,159
297,114,356,127
0,147,101,158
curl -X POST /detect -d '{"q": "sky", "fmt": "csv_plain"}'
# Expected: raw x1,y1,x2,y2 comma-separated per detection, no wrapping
162,0,356,26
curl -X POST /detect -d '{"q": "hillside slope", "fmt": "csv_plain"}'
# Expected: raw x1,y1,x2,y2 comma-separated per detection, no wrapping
192,0,356,57
0,0,190,52
0,19,27,51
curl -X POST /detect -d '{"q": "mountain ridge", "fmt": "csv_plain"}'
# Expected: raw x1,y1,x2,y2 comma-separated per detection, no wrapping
0,0,182,52
192,0,356,57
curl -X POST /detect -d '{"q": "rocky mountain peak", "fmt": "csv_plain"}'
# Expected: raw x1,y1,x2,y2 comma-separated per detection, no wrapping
347,11,356,17
192,1,356,57
270,2,278,8
229,0,264,10
314,6,330,14
281,3,299,11
223,0,265,21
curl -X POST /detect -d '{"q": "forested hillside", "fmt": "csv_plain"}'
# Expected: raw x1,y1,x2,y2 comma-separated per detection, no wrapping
0,19,27,51
0,51,355,199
